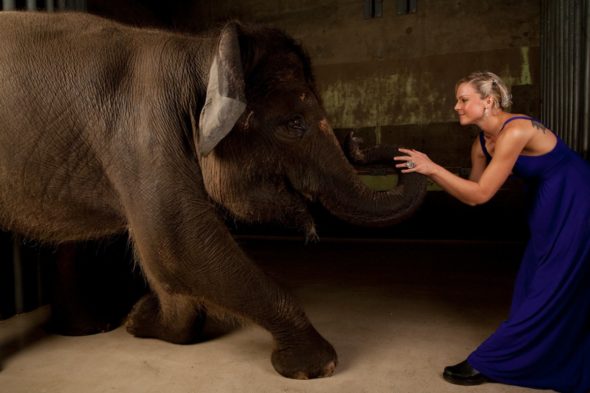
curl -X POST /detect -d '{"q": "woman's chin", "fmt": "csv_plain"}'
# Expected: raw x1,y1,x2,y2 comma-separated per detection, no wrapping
457,116,470,125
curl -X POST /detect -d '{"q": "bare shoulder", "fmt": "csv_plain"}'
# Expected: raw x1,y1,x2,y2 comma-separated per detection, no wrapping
499,120,533,141
503,116,550,134
501,116,557,155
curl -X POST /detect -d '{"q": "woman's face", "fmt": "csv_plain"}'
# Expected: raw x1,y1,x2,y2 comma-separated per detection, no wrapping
454,82,485,125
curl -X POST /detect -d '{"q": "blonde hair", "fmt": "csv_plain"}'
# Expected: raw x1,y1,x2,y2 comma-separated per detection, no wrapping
456,71,512,110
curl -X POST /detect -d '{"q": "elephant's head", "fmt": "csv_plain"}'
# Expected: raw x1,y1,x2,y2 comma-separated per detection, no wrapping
197,22,427,238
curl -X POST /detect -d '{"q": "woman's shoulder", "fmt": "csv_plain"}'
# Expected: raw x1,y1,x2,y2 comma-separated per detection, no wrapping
502,114,547,132
496,117,534,150
499,114,557,154
501,115,540,137
503,114,554,138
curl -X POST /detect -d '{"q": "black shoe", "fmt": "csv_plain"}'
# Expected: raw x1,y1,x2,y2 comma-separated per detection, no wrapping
443,360,491,386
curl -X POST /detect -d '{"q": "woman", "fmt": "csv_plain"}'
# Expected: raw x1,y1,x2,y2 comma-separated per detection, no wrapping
395,71,590,393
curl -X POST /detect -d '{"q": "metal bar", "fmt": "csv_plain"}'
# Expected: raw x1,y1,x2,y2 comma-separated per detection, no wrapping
570,1,576,145
572,0,578,148
46,0,54,12
76,0,86,11
549,0,556,131
550,0,556,131
551,0,556,131
12,236,24,314
539,0,549,125
2,0,16,10
559,0,566,139
26,0,35,10
564,0,568,140
364,0,373,19
36,252,43,307
582,0,590,158
542,0,551,128
374,0,383,17
396,0,407,15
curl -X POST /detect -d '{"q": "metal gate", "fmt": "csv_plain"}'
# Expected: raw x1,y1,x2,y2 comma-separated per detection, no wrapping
2,0,86,11
540,0,590,159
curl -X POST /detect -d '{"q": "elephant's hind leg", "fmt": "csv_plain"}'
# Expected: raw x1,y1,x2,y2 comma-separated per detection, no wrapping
126,291,206,344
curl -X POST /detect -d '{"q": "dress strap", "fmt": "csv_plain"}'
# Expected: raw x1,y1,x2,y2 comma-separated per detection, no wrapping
479,132,492,163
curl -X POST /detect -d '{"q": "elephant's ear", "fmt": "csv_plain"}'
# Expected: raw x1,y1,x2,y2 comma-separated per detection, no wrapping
197,22,247,156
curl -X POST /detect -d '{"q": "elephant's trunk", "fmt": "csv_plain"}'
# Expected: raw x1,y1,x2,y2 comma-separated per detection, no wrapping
317,166,427,227
296,129,427,228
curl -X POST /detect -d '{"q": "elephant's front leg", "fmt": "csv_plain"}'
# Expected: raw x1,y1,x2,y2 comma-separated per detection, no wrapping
118,176,337,379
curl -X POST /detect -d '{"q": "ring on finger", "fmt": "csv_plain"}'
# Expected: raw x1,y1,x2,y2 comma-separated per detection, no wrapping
405,161,416,169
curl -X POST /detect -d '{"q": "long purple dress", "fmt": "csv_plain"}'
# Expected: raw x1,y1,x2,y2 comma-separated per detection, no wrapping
468,116,590,393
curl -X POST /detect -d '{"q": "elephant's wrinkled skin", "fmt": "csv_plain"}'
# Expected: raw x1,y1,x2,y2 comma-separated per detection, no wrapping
0,12,427,379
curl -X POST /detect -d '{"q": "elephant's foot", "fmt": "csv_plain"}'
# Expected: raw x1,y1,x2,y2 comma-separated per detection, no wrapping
271,328,338,379
126,293,205,344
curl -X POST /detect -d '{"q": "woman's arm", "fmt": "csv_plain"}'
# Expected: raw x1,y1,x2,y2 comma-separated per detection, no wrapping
395,128,529,205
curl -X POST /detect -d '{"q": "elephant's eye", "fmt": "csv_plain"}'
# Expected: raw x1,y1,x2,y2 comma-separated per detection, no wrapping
287,115,308,132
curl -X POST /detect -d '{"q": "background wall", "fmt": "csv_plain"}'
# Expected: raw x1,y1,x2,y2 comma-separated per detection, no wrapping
173,0,541,168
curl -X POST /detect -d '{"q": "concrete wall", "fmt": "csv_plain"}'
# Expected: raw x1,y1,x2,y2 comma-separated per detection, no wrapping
177,0,540,168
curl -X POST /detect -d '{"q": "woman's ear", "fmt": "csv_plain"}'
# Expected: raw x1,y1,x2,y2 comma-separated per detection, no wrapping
486,96,496,109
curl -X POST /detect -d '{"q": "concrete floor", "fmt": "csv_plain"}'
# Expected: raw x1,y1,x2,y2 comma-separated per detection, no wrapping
0,239,550,393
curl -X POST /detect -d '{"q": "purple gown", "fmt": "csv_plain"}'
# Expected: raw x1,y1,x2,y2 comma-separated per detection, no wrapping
468,116,590,393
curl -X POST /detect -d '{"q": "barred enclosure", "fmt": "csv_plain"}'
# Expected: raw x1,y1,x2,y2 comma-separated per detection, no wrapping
541,0,590,159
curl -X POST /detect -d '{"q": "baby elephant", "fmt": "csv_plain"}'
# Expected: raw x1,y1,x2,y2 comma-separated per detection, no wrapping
0,11,426,378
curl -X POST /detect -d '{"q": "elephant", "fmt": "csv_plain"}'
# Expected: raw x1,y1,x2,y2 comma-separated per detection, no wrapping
0,11,427,379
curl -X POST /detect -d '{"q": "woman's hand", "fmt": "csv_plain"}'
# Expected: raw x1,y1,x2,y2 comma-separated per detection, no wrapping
394,148,438,176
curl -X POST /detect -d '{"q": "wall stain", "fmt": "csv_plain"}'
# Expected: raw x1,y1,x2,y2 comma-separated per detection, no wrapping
520,46,532,85
321,72,447,129
318,46,539,130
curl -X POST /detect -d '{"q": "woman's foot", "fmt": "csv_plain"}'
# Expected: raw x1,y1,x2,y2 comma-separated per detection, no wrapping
443,360,491,385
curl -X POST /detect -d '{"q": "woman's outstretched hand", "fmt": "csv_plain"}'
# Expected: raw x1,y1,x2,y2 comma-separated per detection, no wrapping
394,148,437,176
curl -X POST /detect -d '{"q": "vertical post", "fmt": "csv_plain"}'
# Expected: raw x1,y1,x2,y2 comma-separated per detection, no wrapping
540,0,590,157
73,0,86,11
36,252,44,308
26,0,35,10
2,0,16,10
581,0,590,159
12,236,24,314
46,0,54,12
57,0,66,10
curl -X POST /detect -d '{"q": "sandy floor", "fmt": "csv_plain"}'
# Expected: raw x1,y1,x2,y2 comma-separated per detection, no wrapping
0,239,549,393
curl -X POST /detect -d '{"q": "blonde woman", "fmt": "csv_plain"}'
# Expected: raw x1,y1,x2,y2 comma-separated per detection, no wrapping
395,71,590,392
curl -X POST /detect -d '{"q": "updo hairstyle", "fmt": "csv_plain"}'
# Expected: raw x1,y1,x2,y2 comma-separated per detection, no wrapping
456,71,512,110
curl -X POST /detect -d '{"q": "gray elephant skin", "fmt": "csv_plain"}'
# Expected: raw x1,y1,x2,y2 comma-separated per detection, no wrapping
0,11,426,379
